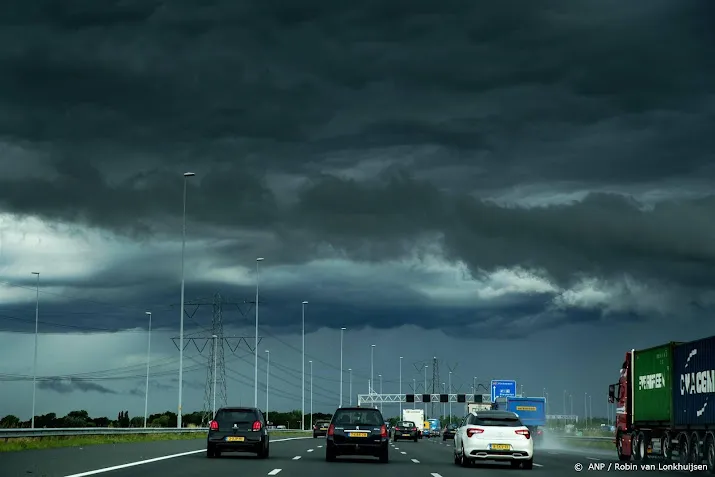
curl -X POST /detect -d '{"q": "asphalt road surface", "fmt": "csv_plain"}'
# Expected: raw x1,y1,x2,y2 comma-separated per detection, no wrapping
2,436,709,477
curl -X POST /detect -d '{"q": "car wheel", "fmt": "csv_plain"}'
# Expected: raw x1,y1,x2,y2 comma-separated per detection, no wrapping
460,444,470,467
326,448,336,462
523,459,534,470
443,436,446,441
453,446,460,465
206,445,215,458
258,442,269,459
313,433,317,438
379,450,389,463
511,461,521,468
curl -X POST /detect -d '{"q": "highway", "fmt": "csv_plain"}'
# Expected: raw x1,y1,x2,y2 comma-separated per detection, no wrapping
2,436,706,477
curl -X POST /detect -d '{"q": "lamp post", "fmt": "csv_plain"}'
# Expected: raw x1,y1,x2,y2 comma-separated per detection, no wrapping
254,257,264,407
31,271,39,429
265,350,270,422
309,360,313,428
302,301,308,430
379,374,383,412
448,371,452,423
413,379,416,409
177,171,195,428
212,334,218,418
399,356,403,416
349,368,352,405
340,327,346,406
143,311,152,427
424,365,428,414
370,345,375,394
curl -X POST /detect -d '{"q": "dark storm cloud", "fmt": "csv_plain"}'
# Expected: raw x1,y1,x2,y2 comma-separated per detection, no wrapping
38,378,117,394
0,0,714,335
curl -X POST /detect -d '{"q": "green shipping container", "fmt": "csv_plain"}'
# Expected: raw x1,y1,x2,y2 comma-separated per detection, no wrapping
633,343,676,423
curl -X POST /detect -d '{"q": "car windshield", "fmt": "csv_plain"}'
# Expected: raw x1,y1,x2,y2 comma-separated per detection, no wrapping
333,409,383,426
472,416,522,427
448,424,458,429
216,409,256,423
398,421,415,427
316,421,329,426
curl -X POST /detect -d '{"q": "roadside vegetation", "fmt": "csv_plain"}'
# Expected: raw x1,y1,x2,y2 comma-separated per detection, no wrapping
0,430,311,452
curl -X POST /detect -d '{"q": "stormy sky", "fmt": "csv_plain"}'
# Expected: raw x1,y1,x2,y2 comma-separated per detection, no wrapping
1,0,715,421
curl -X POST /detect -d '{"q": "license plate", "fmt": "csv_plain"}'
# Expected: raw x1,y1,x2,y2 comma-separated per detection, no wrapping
226,436,244,442
320,428,327,431
490,444,510,450
349,432,369,438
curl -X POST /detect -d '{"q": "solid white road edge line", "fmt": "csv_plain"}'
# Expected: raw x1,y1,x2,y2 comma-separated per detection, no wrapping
268,470,282,475
533,463,544,467
61,436,311,477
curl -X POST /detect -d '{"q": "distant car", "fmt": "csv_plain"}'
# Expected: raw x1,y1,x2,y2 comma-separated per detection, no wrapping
325,406,389,463
442,423,457,440
207,407,270,458
313,420,330,438
393,420,419,441
453,410,533,469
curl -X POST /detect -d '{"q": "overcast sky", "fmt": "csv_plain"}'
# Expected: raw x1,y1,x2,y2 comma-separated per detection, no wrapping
1,0,715,422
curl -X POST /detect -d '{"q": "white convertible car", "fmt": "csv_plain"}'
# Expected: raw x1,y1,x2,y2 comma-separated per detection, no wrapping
453,410,534,469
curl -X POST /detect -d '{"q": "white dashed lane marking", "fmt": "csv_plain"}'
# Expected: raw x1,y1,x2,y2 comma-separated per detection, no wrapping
431,474,443,477
317,445,323,448
411,458,420,464
268,470,282,475
292,456,301,460
587,457,600,460
307,449,314,452
401,451,407,455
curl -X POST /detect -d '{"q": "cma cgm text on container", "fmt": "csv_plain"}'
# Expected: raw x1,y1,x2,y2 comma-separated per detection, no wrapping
673,336,715,426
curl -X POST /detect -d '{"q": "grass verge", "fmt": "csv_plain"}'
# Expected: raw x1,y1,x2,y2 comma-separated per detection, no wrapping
0,430,311,452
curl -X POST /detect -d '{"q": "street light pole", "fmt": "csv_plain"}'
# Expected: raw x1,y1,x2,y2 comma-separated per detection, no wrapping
379,374,383,412
265,350,270,422
178,171,195,428
370,345,375,394
31,271,39,429
254,257,264,408
340,327,346,406
448,371,452,423
399,356,403,416
309,360,313,428
424,366,428,415
349,368,352,405
413,379,416,409
144,311,152,428
212,334,217,418
302,301,308,430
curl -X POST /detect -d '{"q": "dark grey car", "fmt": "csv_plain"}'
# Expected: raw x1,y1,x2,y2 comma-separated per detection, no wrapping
326,407,389,463
207,407,270,458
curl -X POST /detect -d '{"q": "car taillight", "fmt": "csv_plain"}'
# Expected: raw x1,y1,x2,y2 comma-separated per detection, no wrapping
537,430,543,435
380,425,387,437
252,420,262,431
411,427,417,431
209,420,218,430
516,429,530,439
466,427,484,438
328,424,335,436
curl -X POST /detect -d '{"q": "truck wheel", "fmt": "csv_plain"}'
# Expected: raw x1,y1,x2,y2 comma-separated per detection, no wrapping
617,433,630,462
638,433,649,462
678,432,690,465
689,432,700,465
661,434,673,462
632,433,642,461
705,434,715,473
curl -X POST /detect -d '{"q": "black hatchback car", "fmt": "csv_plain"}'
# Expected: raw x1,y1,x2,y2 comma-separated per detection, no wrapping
442,423,457,440
207,407,270,458
326,407,389,463
393,421,419,441
313,420,330,438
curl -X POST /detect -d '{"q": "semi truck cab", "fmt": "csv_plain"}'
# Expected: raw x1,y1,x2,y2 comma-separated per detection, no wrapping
608,352,634,460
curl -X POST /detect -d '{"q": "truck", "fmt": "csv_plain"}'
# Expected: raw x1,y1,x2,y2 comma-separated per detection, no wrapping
402,408,425,439
427,418,441,437
505,397,546,444
608,335,715,466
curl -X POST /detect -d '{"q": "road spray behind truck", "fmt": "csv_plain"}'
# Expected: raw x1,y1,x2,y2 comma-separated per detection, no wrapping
608,335,715,468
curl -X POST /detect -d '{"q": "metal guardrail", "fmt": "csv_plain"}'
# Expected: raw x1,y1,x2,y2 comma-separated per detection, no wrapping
0,427,308,439
554,435,613,442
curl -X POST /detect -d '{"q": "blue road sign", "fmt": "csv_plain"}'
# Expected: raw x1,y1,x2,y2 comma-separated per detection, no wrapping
491,380,517,402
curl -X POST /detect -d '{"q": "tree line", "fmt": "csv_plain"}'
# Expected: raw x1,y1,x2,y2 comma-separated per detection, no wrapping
0,409,334,429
